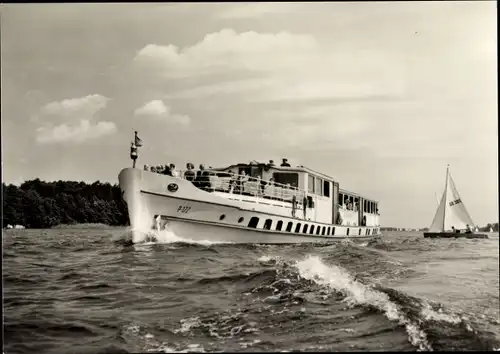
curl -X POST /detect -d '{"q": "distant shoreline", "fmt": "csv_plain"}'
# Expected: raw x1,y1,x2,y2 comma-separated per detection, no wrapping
51,223,120,229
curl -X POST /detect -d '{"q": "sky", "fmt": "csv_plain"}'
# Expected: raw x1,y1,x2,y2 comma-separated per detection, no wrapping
1,2,497,228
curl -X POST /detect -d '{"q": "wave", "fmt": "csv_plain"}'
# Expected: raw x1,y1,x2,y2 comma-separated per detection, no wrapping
156,253,499,352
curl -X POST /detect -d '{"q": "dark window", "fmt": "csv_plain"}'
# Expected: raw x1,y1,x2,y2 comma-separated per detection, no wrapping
322,226,326,235
364,200,367,213
295,223,302,233
264,219,273,230
368,229,371,236
338,193,343,206
310,225,315,234
286,221,293,232
316,226,321,235
248,217,259,228
238,217,244,223
332,227,336,236
303,224,309,233
273,172,299,188
359,228,362,235
327,227,331,235
308,175,315,193
219,214,226,220
276,220,283,231
347,228,350,236
323,180,330,197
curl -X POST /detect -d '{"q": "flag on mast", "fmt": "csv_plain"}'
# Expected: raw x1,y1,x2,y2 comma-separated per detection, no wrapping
134,131,143,147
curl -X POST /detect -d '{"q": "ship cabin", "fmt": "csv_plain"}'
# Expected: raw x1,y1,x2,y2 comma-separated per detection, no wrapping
203,161,379,227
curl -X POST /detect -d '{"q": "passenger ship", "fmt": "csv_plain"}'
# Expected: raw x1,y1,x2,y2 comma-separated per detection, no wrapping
119,133,381,244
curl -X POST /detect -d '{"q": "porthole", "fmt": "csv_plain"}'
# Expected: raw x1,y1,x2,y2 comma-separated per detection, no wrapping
238,217,244,223
219,214,226,221
347,228,350,236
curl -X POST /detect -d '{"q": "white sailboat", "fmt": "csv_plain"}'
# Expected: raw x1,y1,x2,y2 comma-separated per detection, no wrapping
423,165,488,239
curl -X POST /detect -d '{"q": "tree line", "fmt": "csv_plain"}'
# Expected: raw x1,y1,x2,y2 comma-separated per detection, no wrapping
2,179,129,229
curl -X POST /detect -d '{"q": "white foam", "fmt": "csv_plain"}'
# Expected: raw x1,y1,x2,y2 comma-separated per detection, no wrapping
131,226,230,246
420,303,462,325
294,255,432,351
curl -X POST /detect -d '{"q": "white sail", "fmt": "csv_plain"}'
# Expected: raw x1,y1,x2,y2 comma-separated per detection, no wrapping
429,188,447,232
428,166,475,232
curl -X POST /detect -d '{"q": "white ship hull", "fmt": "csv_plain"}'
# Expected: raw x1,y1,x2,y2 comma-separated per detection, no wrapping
118,168,380,244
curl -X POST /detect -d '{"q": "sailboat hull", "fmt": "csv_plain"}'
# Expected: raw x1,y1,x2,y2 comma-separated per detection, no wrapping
423,232,488,239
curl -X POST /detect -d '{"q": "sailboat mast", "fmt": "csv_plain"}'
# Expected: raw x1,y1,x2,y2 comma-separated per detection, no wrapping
442,165,450,231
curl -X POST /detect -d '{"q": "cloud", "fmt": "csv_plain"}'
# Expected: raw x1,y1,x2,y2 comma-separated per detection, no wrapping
134,28,318,79
134,100,191,125
41,94,109,117
34,94,115,144
134,100,168,116
36,119,117,144
135,29,404,103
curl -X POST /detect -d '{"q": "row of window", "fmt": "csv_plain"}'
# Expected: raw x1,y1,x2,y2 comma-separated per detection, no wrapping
338,193,378,214
307,175,331,198
247,216,377,236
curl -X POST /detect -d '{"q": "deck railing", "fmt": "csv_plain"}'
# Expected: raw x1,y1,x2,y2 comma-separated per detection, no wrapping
150,167,307,205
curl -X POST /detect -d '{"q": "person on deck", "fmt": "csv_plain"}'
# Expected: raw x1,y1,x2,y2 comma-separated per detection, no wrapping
268,160,276,167
163,164,172,176
466,224,472,233
184,163,195,182
170,163,180,178
281,158,291,167
228,171,237,193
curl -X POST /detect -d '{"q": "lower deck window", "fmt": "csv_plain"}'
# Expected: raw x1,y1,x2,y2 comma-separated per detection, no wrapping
303,224,308,233
248,217,259,228
309,225,315,234
286,221,293,232
264,219,273,230
295,223,302,233
276,220,283,231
